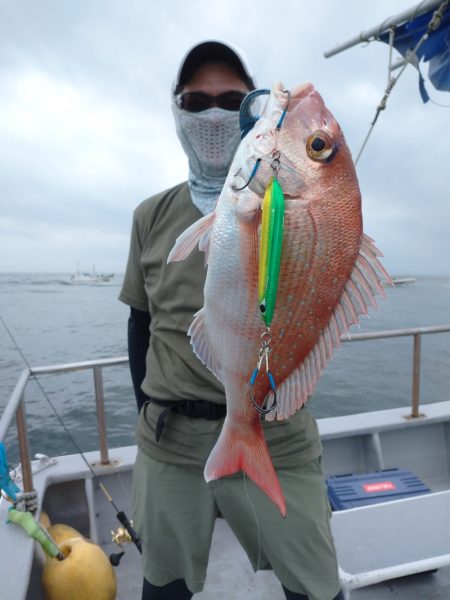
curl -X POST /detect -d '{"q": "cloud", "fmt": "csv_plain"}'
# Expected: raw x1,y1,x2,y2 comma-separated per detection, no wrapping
0,66,186,220
0,217,130,272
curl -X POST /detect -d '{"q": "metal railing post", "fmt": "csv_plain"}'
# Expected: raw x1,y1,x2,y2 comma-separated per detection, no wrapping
15,399,34,492
411,333,422,417
93,366,110,464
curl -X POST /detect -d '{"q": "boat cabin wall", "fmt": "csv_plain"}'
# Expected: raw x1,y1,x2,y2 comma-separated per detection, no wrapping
322,434,384,476
379,425,450,488
42,479,91,536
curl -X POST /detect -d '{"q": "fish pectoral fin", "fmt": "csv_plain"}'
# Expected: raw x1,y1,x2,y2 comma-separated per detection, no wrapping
167,211,216,265
204,419,286,517
235,192,261,223
188,308,221,381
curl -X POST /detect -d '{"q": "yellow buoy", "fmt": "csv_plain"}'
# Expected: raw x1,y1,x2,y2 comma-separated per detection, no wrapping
38,512,51,530
42,525,117,600
46,523,82,545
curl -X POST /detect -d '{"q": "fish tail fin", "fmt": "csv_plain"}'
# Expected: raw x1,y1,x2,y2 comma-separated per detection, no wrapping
204,419,286,517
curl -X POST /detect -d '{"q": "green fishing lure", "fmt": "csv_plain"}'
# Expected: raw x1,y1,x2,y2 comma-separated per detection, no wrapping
258,177,285,327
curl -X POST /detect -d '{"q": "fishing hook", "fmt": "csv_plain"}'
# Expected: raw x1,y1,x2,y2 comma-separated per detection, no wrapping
248,329,278,415
234,158,262,191
234,88,291,192
276,89,291,130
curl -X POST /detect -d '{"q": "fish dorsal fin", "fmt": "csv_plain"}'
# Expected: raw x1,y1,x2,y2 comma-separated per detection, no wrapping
265,233,392,421
167,211,216,265
188,307,222,382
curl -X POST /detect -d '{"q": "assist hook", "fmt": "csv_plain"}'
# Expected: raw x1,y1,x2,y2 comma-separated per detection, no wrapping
248,329,278,415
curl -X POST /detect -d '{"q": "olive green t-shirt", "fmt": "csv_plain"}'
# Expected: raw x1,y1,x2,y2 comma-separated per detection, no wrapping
120,182,321,468
119,182,225,403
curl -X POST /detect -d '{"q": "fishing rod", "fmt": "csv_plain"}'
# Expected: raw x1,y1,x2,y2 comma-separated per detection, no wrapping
0,313,141,564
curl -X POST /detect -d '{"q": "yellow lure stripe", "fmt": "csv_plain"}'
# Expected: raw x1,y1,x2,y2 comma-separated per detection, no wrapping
258,179,274,303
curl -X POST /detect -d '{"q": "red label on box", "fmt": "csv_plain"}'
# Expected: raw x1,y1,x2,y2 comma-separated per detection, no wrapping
363,481,396,493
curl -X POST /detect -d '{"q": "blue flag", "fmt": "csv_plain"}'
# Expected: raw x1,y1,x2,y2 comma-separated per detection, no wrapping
379,7,450,102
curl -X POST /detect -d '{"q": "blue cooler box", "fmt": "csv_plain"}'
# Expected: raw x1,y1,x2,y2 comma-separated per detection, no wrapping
326,468,431,510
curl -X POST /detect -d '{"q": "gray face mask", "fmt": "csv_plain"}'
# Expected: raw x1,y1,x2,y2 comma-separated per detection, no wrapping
172,104,241,215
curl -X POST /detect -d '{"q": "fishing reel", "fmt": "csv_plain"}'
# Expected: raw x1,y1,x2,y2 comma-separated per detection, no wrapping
109,523,134,566
108,508,142,566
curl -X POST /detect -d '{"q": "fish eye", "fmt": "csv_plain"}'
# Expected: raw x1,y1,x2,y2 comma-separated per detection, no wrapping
311,137,325,151
306,131,334,162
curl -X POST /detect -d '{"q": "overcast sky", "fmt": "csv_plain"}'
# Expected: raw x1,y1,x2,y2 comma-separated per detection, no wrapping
1,0,449,276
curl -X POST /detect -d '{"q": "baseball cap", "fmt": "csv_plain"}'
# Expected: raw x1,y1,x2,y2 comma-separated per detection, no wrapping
173,40,256,94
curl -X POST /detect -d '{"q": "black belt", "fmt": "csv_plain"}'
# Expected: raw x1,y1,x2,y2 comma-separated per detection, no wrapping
150,398,226,442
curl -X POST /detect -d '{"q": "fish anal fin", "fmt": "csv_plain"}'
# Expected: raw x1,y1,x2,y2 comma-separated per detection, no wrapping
204,418,286,517
167,211,215,264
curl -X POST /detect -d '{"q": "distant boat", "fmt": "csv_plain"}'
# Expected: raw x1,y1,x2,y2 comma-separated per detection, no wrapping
382,276,416,288
70,267,114,284
392,277,416,286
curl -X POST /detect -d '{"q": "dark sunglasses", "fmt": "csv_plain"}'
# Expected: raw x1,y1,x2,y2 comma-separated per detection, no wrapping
176,91,247,113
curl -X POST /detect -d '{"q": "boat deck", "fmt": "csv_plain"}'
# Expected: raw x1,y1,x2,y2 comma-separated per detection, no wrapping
2,400,447,600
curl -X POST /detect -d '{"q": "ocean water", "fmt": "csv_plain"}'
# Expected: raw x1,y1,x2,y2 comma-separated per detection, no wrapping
1,272,449,464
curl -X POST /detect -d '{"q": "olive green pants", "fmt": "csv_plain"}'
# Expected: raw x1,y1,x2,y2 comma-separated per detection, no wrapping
133,450,340,600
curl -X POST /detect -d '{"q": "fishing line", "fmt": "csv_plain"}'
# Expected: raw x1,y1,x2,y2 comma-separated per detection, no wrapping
0,312,142,555
242,472,262,571
426,96,450,107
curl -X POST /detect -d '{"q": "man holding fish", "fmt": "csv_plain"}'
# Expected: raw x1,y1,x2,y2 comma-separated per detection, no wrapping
119,38,387,600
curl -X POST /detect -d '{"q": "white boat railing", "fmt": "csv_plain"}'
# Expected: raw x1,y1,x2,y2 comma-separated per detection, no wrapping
1,325,450,496
341,324,450,418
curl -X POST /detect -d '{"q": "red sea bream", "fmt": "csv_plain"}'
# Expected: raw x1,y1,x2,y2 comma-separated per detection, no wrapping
168,81,391,516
